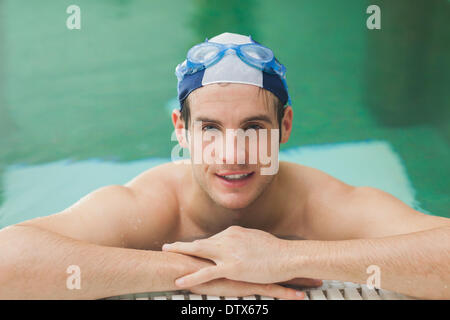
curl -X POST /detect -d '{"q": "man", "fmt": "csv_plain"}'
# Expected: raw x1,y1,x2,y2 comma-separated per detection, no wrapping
0,33,448,300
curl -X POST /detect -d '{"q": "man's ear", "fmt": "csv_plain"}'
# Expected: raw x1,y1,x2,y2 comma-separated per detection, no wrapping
172,109,189,148
280,106,293,144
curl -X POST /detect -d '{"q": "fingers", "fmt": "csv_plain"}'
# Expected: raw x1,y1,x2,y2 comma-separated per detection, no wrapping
189,279,305,300
279,277,323,288
162,240,214,259
175,266,223,288
255,283,305,300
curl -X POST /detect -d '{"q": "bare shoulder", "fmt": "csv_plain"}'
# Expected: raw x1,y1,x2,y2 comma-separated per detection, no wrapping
283,161,449,240
14,162,188,250
124,161,188,214
282,161,354,209
120,162,189,248
125,161,187,200
280,161,355,239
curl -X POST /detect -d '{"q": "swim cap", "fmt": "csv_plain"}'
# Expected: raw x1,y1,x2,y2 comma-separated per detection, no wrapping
176,32,290,110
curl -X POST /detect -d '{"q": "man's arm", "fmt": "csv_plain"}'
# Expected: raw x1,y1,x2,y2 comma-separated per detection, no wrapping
0,166,302,300
0,223,209,299
161,184,450,299
303,184,450,240
162,224,450,299
295,185,450,299
285,226,450,299
0,168,208,299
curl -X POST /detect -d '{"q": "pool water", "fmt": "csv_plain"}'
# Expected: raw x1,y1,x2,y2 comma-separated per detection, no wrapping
0,0,448,223
0,140,428,227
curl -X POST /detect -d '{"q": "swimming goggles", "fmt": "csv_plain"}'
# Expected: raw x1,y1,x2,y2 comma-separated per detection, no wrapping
175,38,290,103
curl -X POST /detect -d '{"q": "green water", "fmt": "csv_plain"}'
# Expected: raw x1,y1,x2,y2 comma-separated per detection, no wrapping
0,141,423,227
0,0,449,217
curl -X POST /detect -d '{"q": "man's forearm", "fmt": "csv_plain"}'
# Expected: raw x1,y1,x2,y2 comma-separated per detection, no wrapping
285,226,450,299
0,225,211,299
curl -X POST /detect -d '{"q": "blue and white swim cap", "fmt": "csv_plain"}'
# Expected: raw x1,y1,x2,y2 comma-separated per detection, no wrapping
176,32,290,110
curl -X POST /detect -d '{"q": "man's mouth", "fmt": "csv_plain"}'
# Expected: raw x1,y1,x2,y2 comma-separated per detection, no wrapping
214,171,255,188
216,172,254,181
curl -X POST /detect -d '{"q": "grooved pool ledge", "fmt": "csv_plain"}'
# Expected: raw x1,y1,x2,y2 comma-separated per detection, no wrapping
0,140,426,228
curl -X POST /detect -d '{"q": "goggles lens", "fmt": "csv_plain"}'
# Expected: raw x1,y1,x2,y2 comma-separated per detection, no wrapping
241,45,273,63
188,43,220,64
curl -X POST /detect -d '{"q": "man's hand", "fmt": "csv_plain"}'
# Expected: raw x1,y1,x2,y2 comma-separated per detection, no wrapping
188,278,308,300
162,225,319,288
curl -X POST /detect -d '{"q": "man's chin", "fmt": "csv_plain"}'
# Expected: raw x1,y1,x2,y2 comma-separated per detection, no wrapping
212,193,255,210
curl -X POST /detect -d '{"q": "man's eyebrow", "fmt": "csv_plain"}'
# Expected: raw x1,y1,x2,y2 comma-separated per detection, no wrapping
193,115,274,125
193,117,222,124
240,115,274,125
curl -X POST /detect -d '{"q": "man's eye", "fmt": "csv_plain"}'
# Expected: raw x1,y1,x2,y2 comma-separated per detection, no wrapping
202,125,219,131
245,124,263,130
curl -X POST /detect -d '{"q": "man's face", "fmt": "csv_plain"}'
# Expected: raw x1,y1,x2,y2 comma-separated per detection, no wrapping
184,83,284,210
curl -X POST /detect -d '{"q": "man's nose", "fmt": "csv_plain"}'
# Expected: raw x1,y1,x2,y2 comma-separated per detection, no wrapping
220,130,246,165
